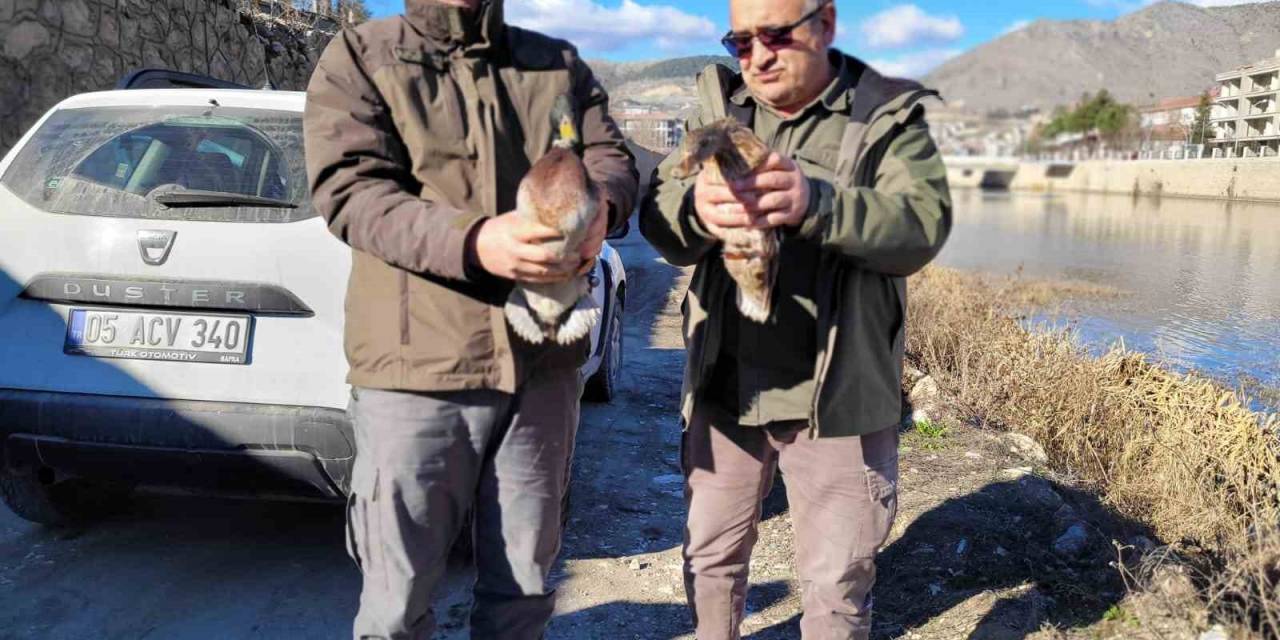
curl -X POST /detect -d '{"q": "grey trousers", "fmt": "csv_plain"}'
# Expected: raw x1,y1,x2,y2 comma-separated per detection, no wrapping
682,408,900,640
346,367,581,640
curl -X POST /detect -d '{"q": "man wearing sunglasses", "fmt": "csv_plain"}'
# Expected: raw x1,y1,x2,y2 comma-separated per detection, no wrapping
640,0,951,638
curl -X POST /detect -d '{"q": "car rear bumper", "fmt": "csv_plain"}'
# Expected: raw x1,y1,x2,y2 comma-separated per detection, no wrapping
0,389,353,499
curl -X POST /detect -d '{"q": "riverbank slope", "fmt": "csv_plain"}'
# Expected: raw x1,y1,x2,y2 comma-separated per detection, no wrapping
906,267,1280,638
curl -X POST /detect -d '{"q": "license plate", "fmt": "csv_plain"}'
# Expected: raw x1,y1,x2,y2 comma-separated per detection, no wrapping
65,309,252,365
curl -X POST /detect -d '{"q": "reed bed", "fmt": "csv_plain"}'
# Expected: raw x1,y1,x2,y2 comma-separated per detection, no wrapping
906,267,1280,635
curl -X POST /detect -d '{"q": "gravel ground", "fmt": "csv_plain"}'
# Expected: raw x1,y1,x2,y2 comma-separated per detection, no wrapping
0,229,1143,639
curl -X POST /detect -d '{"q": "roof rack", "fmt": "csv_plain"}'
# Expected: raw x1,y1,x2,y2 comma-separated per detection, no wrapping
116,69,253,91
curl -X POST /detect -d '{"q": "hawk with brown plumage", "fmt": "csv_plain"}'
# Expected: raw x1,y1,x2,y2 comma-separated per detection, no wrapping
672,118,778,323
503,99,603,345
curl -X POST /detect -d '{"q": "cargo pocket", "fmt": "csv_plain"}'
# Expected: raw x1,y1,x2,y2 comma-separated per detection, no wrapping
858,456,899,557
345,465,379,575
793,147,840,185
345,492,365,571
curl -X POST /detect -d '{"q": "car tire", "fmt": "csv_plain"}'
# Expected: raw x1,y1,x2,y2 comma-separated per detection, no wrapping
0,467,133,527
584,290,623,403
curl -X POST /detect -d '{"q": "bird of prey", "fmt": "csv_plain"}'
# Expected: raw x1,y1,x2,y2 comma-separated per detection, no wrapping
671,118,778,323
503,97,603,345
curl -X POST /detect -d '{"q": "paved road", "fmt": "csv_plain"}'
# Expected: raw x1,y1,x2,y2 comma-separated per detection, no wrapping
0,494,361,639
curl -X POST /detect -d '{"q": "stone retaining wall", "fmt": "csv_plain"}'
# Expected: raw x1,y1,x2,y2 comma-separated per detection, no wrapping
0,0,334,157
949,157,1280,203
1061,158,1280,202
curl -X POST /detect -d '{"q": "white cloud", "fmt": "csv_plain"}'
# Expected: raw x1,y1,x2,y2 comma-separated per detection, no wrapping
505,0,718,53
866,48,962,79
859,4,964,51
1001,19,1031,36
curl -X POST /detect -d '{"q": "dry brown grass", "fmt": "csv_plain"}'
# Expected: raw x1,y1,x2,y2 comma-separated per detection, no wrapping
906,266,1280,636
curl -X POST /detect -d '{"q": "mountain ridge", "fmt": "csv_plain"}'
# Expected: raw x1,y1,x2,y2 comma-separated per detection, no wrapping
921,0,1280,113
586,55,737,91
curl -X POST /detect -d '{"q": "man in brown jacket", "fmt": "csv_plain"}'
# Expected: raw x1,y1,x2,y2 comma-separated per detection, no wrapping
641,0,950,638
304,1,637,638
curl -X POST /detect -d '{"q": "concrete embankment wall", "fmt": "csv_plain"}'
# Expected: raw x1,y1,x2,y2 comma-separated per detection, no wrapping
1061,159,1280,202
945,157,1019,191
948,157,1280,203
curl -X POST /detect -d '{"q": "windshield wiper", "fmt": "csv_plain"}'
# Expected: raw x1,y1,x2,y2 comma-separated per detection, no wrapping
152,190,297,209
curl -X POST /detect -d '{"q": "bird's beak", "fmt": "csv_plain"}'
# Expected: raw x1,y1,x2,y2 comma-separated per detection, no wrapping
558,114,579,146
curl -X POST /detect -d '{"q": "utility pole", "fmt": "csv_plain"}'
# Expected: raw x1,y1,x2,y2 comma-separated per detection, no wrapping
1199,113,1208,159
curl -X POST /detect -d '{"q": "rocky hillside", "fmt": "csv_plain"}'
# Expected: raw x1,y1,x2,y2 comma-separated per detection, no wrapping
0,0,332,157
923,0,1280,113
586,55,736,91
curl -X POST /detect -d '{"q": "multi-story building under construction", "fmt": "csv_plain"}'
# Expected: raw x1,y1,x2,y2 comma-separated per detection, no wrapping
1211,49,1280,158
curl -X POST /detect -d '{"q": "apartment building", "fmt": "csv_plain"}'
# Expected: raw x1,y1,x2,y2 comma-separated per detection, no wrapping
1211,49,1280,158
615,110,686,152
1139,93,1213,158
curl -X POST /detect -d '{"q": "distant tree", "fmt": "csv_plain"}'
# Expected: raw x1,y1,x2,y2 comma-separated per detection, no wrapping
1037,91,1139,152
1041,106,1070,138
1096,102,1136,148
1190,91,1214,145
1096,102,1133,137
335,0,370,25
308,0,368,25
1068,91,1098,132
1073,91,1121,133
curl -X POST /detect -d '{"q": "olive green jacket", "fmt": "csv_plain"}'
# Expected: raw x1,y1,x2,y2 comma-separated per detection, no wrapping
639,54,951,437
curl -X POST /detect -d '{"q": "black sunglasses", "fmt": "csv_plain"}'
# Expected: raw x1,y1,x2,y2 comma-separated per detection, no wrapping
720,2,831,58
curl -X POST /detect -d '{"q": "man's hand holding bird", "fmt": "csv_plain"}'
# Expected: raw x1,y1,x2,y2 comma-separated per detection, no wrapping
732,152,811,230
473,213,581,284
693,152,811,237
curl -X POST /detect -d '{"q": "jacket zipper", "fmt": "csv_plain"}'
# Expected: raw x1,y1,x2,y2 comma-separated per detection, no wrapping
399,270,410,346
809,266,845,439
808,99,924,437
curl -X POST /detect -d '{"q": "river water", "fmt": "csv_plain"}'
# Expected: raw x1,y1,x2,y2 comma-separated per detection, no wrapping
937,189,1280,390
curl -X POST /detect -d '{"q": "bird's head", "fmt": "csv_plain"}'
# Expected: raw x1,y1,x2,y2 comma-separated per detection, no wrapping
671,118,770,180
551,95,580,151
519,146,595,232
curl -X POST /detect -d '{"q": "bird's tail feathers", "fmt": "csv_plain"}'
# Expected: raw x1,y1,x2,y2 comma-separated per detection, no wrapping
555,296,602,346
505,289,547,345
736,288,772,324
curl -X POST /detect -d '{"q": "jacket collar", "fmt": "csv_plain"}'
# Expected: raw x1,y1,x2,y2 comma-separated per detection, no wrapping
729,50,861,114
405,0,504,54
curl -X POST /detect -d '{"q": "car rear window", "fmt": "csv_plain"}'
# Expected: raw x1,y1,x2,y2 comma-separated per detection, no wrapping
1,105,317,223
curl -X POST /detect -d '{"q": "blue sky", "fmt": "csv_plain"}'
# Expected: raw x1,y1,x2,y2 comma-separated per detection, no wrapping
364,1,1265,76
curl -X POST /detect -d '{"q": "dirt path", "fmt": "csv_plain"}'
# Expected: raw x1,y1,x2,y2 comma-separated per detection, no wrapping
0,229,1144,639
540,231,1144,639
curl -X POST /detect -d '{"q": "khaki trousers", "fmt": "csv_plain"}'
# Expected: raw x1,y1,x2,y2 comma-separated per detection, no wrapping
682,408,899,640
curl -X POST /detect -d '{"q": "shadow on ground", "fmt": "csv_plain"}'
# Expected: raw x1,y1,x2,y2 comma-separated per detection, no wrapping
0,494,357,639
868,478,1152,639
553,579,794,639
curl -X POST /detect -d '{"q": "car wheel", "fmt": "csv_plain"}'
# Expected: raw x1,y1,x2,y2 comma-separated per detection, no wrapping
584,291,623,403
0,467,133,527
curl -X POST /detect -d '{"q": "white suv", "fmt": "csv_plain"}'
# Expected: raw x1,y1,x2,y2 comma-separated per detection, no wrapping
0,72,626,525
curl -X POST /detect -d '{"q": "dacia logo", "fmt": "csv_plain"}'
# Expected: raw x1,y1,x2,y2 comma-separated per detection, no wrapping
137,230,177,266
